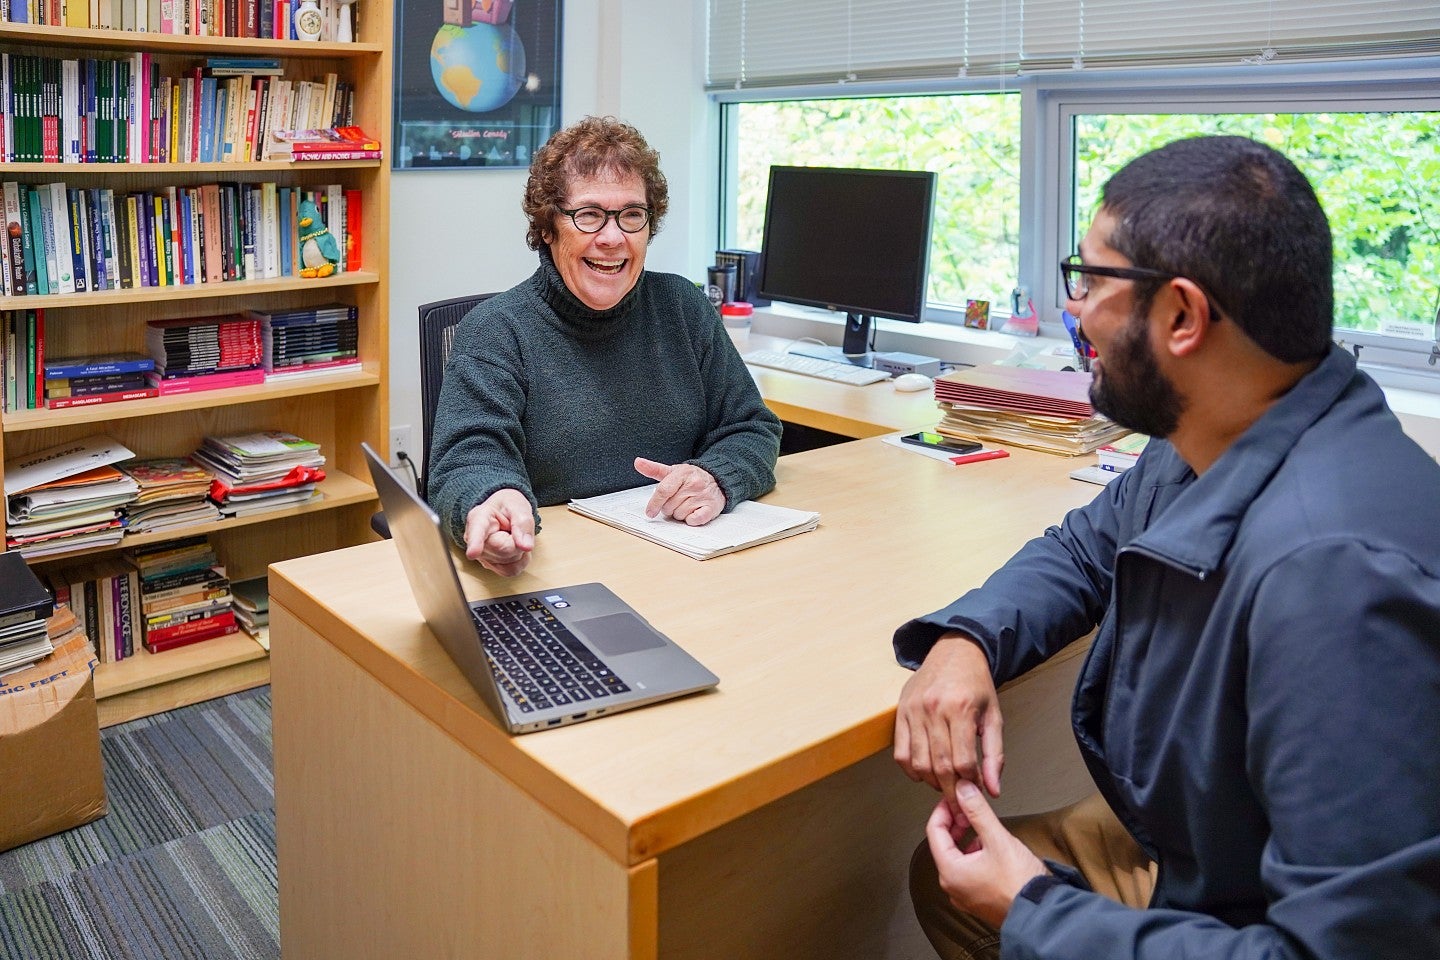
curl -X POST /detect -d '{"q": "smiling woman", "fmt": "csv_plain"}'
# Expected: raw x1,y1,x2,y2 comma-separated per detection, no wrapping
423,116,783,578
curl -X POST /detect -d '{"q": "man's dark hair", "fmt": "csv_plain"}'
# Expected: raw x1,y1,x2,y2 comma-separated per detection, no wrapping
1101,135,1333,363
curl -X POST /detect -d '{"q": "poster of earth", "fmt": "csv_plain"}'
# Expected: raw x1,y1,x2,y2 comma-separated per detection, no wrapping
394,0,562,169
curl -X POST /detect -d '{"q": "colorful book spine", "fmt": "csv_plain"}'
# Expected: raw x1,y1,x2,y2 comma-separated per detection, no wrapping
47,387,158,408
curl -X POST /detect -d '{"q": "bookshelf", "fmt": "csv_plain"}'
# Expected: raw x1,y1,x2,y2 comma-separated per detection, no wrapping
0,17,391,726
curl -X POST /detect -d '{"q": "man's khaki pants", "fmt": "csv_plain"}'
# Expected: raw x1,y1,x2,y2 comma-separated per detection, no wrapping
909,793,1157,960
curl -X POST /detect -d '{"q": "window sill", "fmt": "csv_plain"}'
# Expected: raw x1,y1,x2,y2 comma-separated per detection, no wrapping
749,303,1076,370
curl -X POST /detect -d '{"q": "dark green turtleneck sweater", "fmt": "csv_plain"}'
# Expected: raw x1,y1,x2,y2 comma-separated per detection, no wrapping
425,249,783,546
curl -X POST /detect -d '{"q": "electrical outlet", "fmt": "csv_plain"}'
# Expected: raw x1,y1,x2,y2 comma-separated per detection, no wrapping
389,424,414,468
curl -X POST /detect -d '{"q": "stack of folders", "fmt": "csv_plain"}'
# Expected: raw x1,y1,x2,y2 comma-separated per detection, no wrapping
932,366,1131,457
4,436,140,558
568,486,820,561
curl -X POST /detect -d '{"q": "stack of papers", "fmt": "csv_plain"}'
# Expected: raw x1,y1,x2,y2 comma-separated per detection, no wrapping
934,366,1131,457
569,485,820,560
4,436,139,558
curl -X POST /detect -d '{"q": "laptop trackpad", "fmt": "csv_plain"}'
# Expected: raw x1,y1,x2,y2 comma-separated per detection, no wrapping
574,612,666,656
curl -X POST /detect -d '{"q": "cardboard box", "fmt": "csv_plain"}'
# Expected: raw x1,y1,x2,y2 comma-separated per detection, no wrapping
0,634,107,852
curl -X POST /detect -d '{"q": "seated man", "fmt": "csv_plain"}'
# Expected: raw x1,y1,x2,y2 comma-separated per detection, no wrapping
892,135,1440,959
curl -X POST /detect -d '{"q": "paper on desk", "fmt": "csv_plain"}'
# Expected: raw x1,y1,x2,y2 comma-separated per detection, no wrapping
568,485,820,560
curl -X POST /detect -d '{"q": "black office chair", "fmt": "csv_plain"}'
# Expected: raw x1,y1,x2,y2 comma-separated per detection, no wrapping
372,292,496,539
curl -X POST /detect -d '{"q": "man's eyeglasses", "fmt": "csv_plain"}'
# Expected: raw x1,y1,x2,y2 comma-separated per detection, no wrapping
558,205,652,234
1060,255,1177,301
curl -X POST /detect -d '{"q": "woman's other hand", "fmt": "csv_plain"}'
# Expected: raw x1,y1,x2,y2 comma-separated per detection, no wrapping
633,458,725,526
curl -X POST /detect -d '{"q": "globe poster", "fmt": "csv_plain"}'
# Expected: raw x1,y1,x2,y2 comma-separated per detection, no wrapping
393,0,562,169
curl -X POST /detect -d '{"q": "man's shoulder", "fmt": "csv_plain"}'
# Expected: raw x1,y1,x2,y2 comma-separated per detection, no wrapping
1248,390,1440,562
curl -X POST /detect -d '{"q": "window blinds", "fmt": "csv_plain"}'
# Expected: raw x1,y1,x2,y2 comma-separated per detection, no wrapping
706,0,1440,90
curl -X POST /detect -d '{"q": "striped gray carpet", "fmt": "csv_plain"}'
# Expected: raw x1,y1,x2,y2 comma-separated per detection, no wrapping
0,687,277,960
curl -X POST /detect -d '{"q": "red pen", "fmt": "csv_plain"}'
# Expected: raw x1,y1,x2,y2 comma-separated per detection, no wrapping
951,449,1010,465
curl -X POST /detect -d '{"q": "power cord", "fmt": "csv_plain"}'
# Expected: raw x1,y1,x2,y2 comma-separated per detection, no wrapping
395,449,421,492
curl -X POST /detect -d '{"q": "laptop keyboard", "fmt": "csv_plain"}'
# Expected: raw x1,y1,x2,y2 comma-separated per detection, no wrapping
473,599,631,713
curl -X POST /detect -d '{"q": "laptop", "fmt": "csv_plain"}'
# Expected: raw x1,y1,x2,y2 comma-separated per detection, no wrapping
361,443,719,734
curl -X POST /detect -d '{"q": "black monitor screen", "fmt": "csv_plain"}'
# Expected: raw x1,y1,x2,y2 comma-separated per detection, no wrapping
757,166,936,323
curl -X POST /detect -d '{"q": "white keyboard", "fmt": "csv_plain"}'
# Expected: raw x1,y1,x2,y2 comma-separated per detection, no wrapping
742,350,890,386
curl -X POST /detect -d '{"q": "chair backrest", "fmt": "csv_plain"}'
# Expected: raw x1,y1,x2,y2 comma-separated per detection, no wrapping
417,293,496,491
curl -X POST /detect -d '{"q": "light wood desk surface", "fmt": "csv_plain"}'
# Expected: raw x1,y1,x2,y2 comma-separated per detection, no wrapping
743,332,943,437
270,438,1100,959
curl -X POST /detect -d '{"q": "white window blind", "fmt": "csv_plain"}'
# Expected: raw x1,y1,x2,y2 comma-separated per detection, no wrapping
707,0,1440,90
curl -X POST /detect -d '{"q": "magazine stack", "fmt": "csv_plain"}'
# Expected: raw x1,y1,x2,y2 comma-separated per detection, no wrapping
144,313,265,396
193,431,326,518
117,457,221,533
3,436,139,558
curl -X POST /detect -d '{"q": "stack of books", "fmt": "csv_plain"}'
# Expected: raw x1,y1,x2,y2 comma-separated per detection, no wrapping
48,557,142,663
43,352,158,409
126,537,238,654
0,552,56,675
247,303,361,379
4,436,139,558
1097,434,1149,475
193,431,326,518
230,575,271,649
144,313,266,395
932,366,1131,457
262,127,383,162
118,457,221,534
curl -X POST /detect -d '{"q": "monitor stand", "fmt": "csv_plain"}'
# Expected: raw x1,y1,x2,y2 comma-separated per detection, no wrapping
788,313,876,367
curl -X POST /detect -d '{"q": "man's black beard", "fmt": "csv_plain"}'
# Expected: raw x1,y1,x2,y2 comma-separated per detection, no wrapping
1089,306,1184,438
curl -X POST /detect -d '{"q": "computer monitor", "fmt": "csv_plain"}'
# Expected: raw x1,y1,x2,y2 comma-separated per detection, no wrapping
757,165,936,362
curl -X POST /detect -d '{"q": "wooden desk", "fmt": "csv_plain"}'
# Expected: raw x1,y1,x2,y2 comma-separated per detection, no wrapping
270,439,1100,960
743,332,942,438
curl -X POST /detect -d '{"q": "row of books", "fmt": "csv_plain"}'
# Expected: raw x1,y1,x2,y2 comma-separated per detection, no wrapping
0,52,355,164
2,308,362,412
41,537,234,661
4,432,326,557
0,309,42,413
0,180,362,301
4,0,356,42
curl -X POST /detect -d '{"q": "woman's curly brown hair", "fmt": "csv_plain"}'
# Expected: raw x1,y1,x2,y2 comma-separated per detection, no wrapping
522,116,669,251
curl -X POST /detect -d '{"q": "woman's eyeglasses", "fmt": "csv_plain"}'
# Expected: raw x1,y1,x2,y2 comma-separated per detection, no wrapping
559,205,652,234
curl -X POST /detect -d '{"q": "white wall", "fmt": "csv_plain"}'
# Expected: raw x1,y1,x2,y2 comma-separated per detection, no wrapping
387,0,715,458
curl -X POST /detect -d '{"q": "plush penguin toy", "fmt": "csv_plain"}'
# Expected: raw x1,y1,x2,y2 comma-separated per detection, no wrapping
297,199,341,278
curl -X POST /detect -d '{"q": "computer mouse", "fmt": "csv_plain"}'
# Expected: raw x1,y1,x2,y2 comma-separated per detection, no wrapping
892,373,933,393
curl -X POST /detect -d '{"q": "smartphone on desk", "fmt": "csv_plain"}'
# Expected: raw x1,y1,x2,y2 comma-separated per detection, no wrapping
900,432,982,455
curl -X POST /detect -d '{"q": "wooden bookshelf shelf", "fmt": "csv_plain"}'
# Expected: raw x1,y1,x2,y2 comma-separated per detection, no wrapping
95,631,270,727
3,371,381,433
0,271,379,311
1,8,392,721
0,23,381,58
0,160,384,175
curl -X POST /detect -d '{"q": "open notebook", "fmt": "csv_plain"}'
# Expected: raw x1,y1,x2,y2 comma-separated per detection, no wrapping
568,486,819,560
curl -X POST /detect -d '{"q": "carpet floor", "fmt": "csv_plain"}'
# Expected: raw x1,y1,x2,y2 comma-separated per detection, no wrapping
0,687,278,960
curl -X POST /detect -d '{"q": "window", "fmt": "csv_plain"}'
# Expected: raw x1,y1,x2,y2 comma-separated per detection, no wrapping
710,0,1440,383
726,94,1021,316
1069,106,1440,341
